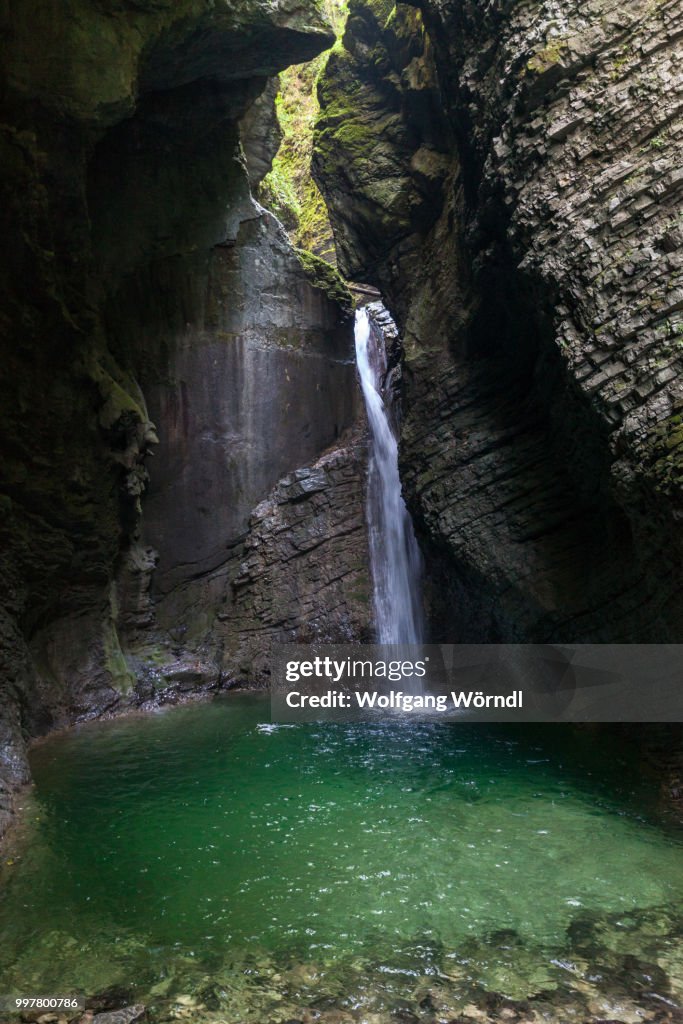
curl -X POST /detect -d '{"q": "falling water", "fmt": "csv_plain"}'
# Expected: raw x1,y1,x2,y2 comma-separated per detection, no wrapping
355,306,423,644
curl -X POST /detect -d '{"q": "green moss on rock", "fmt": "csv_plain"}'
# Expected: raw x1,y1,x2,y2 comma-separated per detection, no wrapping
258,0,347,261
642,409,683,497
103,621,135,694
526,38,569,75
295,248,354,313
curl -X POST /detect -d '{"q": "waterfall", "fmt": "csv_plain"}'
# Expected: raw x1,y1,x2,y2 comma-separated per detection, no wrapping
355,306,424,644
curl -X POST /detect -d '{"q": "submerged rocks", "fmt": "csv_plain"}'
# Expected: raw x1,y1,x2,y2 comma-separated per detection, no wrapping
91,1009,146,1024
70,903,683,1023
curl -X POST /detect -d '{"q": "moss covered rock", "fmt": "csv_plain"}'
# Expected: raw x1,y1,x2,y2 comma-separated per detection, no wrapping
295,248,354,313
313,1,450,280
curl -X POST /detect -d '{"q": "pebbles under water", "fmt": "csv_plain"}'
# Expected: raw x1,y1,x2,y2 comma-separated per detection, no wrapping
0,694,680,1023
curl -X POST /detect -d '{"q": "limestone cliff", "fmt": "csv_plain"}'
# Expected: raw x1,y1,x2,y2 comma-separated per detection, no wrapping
0,0,370,837
314,0,683,642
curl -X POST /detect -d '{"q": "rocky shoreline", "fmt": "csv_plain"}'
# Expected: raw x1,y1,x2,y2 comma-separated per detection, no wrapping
9,901,683,1024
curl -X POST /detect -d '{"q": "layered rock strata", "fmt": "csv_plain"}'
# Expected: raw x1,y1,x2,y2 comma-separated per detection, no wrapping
314,0,683,641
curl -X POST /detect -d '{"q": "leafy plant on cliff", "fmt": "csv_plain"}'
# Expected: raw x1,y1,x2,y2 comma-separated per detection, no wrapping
258,0,347,265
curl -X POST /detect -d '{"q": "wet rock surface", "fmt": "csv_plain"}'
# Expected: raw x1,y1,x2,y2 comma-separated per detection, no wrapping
314,0,683,641
122,426,372,691
137,208,357,597
91,1009,146,1024
220,429,373,680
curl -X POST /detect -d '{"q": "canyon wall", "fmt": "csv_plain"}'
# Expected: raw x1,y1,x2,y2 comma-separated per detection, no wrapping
314,0,683,642
0,0,371,836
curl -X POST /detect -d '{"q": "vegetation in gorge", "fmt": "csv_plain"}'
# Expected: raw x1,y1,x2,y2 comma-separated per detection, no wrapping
258,0,347,263
295,247,354,312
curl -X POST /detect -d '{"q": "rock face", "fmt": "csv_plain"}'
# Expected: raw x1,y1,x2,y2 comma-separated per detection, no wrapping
0,0,371,837
314,0,683,641
217,431,372,683
117,211,368,691
133,213,357,599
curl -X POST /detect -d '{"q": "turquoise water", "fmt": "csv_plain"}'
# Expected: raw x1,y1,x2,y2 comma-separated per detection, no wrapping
0,694,681,1021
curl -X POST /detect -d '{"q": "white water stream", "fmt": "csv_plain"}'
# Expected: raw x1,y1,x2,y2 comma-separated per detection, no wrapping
355,307,423,644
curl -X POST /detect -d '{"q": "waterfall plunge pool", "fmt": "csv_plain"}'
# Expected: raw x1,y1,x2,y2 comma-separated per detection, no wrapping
0,694,681,1023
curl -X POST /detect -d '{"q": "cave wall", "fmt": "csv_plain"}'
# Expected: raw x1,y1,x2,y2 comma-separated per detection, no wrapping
314,0,683,642
0,0,371,836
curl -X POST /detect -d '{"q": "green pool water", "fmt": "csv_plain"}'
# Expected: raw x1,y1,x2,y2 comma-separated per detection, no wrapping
0,694,681,1021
